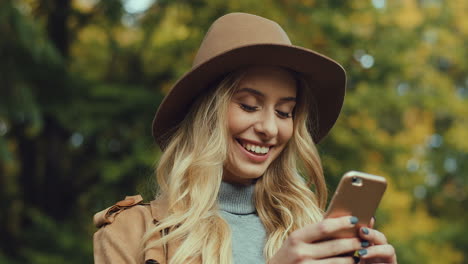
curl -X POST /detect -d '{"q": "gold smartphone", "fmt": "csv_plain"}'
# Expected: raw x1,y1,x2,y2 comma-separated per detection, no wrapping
325,171,387,238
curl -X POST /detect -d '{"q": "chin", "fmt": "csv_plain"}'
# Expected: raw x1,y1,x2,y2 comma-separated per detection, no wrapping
238,162,272,178
239,171,264,180
223,163,267,184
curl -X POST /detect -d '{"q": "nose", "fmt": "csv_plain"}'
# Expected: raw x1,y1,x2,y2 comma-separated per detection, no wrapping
254,110,278,139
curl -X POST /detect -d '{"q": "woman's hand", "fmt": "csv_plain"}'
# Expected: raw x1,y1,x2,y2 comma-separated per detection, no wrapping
269,216,365,264
356,226,397,264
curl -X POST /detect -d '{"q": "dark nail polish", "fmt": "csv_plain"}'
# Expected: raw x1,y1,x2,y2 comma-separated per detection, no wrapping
362,227,369,235
353,256,360,263
350,216,359,224
361,241,370,247
358,249,368,256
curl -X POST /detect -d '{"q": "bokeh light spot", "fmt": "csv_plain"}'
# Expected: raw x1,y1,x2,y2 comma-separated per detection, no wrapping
407,159,420,172
70,133,84,148
397,82,409,96
414,185,427,199
122,0,155,14
444,157,457,173
428,133,443,148
372,0,386,9
360,54,375,69
0,121,8,136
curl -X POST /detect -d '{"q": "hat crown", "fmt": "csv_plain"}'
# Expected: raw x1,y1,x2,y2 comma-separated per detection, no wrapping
193,13,292,67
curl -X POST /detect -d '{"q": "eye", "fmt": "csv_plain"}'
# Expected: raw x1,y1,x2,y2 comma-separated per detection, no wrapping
240,103,258,112
276,110,292,119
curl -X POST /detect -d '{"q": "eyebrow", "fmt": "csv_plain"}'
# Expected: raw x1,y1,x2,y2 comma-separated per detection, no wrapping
235,87,296,102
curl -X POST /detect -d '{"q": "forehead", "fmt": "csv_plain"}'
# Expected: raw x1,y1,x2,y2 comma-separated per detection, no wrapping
237,66,297,97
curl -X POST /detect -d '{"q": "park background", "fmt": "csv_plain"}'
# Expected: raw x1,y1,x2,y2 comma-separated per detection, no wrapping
1,0,467,263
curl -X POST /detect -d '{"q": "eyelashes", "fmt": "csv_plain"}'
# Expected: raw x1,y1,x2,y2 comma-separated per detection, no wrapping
240,103,258,112
239,104,292,119
276,110,292,118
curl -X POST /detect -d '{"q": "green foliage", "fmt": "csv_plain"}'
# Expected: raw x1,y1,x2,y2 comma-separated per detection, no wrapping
0,0,466,263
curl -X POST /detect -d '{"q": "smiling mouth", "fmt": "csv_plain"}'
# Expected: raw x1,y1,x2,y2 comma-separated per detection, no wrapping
236,139,270,155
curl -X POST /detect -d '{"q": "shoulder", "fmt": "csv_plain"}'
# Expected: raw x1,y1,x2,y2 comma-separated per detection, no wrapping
93,195,169,231
94,195,153,229
94,195,168,228
93,195,167,263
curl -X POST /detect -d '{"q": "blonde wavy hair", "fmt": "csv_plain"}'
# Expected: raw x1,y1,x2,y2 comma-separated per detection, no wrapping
142,68,327,263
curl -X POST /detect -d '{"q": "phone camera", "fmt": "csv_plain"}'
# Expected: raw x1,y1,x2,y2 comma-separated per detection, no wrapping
351,176,363,186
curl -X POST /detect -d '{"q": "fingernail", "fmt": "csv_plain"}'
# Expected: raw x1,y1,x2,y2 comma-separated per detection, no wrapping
361,240,370,247
358,249,368,256
350,216,359,224
362,227,369,235
353,256,360,263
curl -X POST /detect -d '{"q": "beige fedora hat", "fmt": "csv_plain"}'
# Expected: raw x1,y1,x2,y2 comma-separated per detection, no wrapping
152,12,346,148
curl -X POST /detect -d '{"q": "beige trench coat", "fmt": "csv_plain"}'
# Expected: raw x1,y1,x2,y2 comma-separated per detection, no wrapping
93,195,201,264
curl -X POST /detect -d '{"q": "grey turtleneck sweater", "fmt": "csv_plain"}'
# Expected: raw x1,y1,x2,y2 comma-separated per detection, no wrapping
218,181,267,264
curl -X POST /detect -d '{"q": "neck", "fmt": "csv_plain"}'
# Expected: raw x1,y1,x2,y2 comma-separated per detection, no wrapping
218,181,256,215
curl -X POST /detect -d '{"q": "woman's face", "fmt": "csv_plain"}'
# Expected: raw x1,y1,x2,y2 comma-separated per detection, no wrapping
223,66,297,185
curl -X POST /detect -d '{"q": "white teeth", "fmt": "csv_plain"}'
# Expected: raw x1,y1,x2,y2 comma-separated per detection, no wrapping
241,142,270,154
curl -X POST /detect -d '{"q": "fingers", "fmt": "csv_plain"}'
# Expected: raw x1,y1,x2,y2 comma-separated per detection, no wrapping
358,227,398,263
279,237,361,262
356,244,397,262
272,216,396,264
306,238,362,259
311,257,358,264
369,216,375,228
359,227,388,245
291,216,359,243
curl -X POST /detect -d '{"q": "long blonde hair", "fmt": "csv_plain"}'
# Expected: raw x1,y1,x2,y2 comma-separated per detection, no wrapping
142,69,327,263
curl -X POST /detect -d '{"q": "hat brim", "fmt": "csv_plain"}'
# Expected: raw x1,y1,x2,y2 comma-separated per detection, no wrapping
152,44,346,148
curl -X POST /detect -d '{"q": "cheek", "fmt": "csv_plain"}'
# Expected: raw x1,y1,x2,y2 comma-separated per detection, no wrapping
227,106,249,135
279,120,294,143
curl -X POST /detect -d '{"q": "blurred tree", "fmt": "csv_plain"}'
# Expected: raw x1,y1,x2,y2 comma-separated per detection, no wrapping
0,0,466,263
0,0,163,262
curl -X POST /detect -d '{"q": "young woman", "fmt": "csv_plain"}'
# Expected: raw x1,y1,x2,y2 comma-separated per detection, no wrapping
93,13,397,264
